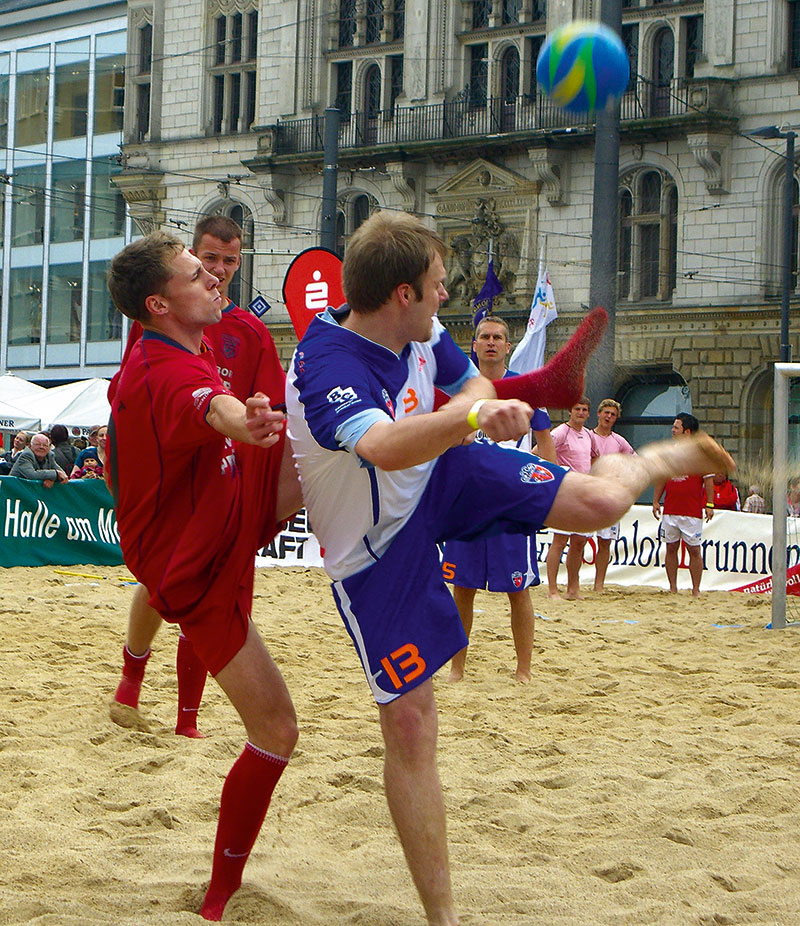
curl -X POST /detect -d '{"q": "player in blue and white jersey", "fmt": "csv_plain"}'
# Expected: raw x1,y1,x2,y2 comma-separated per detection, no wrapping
285,210,733,926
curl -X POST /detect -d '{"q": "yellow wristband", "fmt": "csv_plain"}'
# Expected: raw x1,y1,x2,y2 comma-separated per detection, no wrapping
467,399,487,430
705,502,714,508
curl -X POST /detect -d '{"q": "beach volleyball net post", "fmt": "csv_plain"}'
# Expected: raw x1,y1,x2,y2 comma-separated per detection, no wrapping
771,363,800,629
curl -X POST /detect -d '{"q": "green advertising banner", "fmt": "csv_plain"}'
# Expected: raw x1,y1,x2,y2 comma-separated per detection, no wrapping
0,476,123,567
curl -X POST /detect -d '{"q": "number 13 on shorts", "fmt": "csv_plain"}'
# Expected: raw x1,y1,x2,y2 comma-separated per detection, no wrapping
381,643,427,690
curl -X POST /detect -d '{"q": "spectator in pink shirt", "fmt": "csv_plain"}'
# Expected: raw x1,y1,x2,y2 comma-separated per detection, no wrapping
546,397,598,599
591,398,635,591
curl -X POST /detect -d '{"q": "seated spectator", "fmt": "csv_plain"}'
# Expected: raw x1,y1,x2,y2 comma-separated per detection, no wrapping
70,456,104,480
71,424,107,476
1,431,30,474
712,471,740,510
9,432,69,487
742,485,766,514
50,424,78,475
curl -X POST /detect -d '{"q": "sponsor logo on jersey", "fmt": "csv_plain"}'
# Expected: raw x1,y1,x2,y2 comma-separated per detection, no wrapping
519,461,554,483
221,333,240,358
512,571,524,588
417,354,427,371
191,387,213,409
326,385,360,413
382,388,395,417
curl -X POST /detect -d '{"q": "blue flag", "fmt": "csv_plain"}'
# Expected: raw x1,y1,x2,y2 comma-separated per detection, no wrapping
471,259,503,329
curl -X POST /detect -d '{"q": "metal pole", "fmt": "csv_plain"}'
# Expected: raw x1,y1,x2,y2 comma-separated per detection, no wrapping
586,0,622,414
320,107,340,251
772,363,789,629
780,133,795,363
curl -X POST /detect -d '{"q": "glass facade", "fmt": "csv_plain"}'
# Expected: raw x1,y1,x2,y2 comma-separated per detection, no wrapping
1,17,131,380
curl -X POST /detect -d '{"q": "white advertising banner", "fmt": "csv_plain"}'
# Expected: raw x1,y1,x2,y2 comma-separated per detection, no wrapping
257,507,794,594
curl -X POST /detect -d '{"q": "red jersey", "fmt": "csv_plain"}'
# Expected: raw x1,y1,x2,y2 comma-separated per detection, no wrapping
663,474,705,518
111,303,285,406
713,479,740,511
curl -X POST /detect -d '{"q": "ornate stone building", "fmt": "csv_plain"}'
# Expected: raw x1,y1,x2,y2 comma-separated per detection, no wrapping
116,0,800,467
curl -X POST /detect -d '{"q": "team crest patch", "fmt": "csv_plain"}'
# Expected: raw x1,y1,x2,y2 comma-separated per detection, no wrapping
519,462,555,483
512,571,524,588
191,387,213,409
221,334,240,359
382,388,395,417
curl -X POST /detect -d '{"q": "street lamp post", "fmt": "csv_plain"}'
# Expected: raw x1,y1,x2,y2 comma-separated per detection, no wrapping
750,125,797,363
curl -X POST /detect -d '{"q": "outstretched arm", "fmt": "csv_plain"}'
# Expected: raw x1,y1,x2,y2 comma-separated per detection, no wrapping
207,392,285,448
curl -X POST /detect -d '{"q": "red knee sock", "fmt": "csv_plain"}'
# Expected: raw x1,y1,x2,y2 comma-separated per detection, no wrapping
200,743,289,921
114,645,151,709
175,634,208,738
494,306,608,408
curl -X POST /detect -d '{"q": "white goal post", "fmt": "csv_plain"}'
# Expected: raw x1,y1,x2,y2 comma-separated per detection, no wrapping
771,363,800,629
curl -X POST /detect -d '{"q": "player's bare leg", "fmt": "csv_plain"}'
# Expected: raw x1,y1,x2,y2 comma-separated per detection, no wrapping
379,680,459,926
594,538,612,592
687,545,703,596
665,541,680,593
448,586,476,682
546,534,568,599
547,434,733,535
507,589,533,682
564,535,587,600
200,621,297,921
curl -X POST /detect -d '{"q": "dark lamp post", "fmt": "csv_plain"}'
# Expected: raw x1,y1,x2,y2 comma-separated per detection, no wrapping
750,125,796,363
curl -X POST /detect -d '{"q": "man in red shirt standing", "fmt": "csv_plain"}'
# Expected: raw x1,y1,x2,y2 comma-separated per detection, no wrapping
111,216,285,738
652,413,714,597
107,231,301,920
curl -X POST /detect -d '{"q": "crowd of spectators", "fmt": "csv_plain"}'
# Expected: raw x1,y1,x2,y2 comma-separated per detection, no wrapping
0,425,107,484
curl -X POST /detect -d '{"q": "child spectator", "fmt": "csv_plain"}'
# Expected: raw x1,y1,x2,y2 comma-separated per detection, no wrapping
70,456,104,480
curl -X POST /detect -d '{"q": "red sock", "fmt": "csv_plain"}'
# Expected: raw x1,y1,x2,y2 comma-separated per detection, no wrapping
175,634,208,738
494,307,608,408
114,645,151,709
200,743,289,921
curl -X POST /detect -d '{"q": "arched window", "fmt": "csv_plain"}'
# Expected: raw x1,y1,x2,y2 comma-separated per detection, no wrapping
618,169,678,302
651,27,674,116
336,193,377,258
500,46,520,130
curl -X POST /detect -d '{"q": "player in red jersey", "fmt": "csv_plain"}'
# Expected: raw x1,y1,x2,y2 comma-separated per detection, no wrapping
652,413,715,597
111,216,285,737
107,231,301,920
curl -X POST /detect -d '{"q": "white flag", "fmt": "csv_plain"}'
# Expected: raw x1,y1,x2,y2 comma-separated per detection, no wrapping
509,250,558,373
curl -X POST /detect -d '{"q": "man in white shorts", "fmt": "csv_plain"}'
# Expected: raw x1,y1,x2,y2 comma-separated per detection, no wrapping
545,397,598,599
591,398,636,592
652,412,715,597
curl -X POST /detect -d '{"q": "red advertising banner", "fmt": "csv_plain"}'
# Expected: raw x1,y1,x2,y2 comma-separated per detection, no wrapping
282,247,345,339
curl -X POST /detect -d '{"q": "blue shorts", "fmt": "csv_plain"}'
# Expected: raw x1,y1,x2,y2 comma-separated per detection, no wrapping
331,442,565,703
441,533,539,592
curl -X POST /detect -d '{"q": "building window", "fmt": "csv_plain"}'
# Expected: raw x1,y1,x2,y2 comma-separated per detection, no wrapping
54,40,90,141
0,54,9,149
791,0,800,69
335,61,352,121
684,15,703,78
50,160,86,244
390,55,403,113
335,192,375,256
527,35,544,98
622,24,639,91
91,157,126,239
765,160,800,296
209,7,258,135
362,64,381,144
618,169,678,302
366,0,384,44
472,0,491,30
392,0,405,40
87,260,122,341
530,0,546,20
95,31,125,135
651,26,674,116
469,44,488,108
9,266,43,345
339,0,356,48
15,47,50,147
502,0,521,25
11,164,46,246
47,263,83,344
133,24,152,141
500,45,519,130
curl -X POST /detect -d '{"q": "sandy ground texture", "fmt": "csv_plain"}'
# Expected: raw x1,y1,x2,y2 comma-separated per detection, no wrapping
0,564,799,925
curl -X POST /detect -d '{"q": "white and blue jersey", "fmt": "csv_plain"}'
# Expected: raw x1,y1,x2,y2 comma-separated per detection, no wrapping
286,307,478,581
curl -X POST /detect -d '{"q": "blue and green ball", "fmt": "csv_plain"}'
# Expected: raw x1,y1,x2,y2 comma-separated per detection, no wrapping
536,21,630,114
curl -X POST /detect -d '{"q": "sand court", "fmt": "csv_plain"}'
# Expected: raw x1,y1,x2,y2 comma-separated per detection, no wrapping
0,564,798,924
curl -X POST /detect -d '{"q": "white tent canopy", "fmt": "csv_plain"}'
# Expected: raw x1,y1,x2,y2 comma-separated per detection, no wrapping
0,372,46,404
0,397,41,432
24,378,111,432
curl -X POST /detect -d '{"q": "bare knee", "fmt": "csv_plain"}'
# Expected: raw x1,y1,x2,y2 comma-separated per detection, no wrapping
380,689,438,763
250,701,298,757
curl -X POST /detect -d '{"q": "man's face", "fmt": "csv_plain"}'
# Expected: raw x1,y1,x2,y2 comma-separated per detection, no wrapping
192,234,242,300
672,418,686,438
569,403,590,427
473,322,510,366
156,248,223,330
30,436,50,460
597,405,619,429
404,253,448,343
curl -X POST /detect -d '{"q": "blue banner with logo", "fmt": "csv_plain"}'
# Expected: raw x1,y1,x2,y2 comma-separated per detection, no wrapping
0,476,123,567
